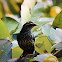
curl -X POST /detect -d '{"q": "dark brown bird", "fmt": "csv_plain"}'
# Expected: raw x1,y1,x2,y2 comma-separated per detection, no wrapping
17,21,37,57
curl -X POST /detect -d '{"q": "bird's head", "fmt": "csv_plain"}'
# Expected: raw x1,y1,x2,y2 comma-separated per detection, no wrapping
22,21,37,31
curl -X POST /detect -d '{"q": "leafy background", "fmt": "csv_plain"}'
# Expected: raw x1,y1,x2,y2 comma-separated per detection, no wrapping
0,0,62,62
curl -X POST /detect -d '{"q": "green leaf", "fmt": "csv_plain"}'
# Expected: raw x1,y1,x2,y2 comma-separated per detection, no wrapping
31,3,54,26
0,1,5,18
6,0,20,15
31,2,44,21
12,46,23,58
35,36,46,54
1,17,19,34
0,19,13,41
14,24,22,34
53,11,62,29
55,0,62,8
34,18,53,26
35,43,45,54
35,36,53,53
29,59,36,62
0,50,4,56
43,36,53,53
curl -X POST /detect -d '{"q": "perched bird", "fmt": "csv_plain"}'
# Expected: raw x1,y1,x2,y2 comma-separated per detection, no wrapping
17,21,37,57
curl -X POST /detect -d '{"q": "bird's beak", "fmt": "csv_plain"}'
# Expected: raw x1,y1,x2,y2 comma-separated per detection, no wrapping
33,23,38,26
30,22,38,26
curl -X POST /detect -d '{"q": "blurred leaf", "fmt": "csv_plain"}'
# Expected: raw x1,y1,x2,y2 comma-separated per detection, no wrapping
57,3,62,8
31,2,44,21
14,24,22,34
0,1,5,18
21,0,36,25
1,17,19,35
36,18,54,26
58,57,62,62
1,0,12,14
15,0,23,4
12,46,23,58
0,19,13,41
0,50,4,56
21,5,31,25
55,0,62,8
53,11,62,29
6,0,20,15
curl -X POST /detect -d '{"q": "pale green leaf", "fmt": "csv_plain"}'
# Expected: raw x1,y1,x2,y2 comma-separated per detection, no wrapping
31,2,44,21
52,42,62,50
53,11,62,29
1,17,19,34
21,0,36,25
0,19,13,41
41,24,62,43
0,50,4,56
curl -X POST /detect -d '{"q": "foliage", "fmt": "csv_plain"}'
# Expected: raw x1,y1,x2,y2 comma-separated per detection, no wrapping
12,46,23,58
0,19,13,41
6,0,20,15
35,36,53,54
55,0,62,8
0,1,5,18
53,11,62,29
0,50,4,56
0,0,62,62
1,17,19,35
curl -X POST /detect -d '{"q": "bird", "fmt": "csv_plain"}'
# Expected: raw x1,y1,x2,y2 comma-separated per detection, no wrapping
17,21,37,57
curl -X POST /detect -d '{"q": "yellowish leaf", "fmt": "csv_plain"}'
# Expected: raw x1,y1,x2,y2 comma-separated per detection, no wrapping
0,19,13,41
53,11,62,29
12,46,23,58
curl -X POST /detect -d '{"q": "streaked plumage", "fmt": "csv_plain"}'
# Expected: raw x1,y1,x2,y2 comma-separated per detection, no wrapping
17,21,37,57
